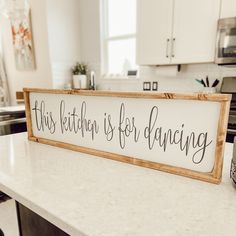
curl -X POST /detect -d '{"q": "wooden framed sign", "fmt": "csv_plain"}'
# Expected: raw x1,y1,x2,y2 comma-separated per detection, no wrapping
23,88,231,184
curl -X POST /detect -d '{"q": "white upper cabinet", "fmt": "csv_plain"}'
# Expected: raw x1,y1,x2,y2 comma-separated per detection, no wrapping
171,0,220,64
136,0,221,65
136,0,173,65
220,0,236,18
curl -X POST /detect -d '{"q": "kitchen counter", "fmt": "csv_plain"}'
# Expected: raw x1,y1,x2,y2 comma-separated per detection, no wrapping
0,132,236,236
0,105,25,115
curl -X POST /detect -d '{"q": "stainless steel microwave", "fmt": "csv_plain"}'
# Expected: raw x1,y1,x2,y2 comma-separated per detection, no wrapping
215,17,236,65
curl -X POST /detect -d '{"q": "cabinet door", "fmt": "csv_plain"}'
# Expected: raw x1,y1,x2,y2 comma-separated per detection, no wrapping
220,0,236,18
16,202,69,236
136,0,173,65
171,0,220,64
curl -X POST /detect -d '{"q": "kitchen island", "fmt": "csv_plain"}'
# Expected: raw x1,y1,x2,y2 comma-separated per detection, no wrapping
0,132,235,236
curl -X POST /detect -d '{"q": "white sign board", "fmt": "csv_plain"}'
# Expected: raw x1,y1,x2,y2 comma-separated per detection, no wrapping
24,89,231,184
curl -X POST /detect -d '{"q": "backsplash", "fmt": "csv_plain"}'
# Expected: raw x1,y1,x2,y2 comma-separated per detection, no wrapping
51,61,236,93
96,63,236,93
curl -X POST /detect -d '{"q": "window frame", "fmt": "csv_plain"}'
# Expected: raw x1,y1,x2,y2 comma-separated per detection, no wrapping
100,0,137,78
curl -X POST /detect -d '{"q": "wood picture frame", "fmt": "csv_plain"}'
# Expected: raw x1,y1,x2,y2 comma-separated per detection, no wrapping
23,88,231,184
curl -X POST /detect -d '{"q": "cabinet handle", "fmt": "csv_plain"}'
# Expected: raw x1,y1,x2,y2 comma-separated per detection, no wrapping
171,38,176,58
166,38,170,58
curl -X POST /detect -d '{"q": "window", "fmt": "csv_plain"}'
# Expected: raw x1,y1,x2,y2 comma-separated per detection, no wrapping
101,0,137,76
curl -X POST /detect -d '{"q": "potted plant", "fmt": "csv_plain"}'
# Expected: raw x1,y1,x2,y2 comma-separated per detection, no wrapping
72,62,88,89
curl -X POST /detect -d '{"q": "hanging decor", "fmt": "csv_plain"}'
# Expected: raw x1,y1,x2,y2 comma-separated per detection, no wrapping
0,52,10,106
10,11,36,70
0,0,30,19
0,0,36,70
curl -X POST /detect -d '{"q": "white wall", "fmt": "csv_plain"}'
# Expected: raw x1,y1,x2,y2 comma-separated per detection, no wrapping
46,0,81,89
0,0,53,105
79,0,101,81
78,0,236,92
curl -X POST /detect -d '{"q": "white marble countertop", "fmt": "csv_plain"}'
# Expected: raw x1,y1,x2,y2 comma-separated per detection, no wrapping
0,132,236,236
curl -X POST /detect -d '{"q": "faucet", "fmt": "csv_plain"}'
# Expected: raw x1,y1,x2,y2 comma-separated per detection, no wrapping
90,71,96,90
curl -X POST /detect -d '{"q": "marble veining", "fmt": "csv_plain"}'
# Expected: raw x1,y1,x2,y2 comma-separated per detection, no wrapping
0,132,235,236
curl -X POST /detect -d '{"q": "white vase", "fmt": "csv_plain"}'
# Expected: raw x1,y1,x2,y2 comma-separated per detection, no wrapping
79,74,87,89
73,75,81,89
73,75,87,89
